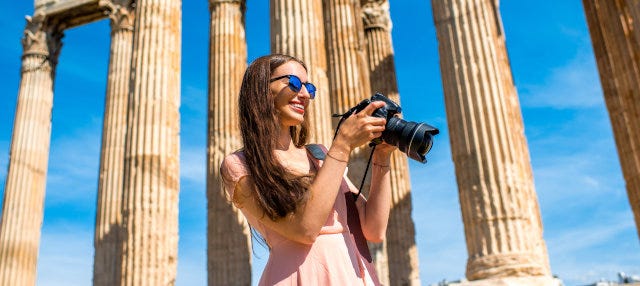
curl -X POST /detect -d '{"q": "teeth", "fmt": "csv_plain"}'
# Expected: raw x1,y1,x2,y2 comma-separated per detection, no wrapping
291,103,304,110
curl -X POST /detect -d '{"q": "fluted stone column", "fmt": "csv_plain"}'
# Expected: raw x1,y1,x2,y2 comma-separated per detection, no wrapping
119,0,181,285
583,0,640,240
362,1,420,285
432,0,552,281
0,15,63,286
206,1,251,285
271,0,332,146
93,1,134,285
324,0,373,193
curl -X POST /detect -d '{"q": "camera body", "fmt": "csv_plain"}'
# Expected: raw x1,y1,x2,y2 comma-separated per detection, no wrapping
342,93,439,163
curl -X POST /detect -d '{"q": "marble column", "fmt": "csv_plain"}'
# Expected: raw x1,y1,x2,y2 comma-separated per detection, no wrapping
431,0,551,281
93,1,134,285
362,1,421,285
206,0,252,285
583,0,640,240
324,0,373,193
118,0,182,285
0,15,63,286
271,0,332,146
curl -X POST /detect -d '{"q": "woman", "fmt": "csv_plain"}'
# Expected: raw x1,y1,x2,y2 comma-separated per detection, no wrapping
220,54,396,285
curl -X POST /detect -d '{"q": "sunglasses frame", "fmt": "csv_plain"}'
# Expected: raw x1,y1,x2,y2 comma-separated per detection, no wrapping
269,74,316,99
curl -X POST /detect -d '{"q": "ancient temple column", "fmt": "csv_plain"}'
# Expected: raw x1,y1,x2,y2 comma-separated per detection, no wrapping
93,1,134,285
324,0,373,194
431,0,552,281
118,0,181,285
0,15,63,286
362,1,420,285
206,1,251,285
271,0,332,146
582,0,640,240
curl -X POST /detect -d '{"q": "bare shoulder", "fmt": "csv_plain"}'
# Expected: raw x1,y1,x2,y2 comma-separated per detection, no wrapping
220,150,247,171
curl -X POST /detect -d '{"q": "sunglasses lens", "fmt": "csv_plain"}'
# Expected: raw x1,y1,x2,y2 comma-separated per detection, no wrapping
288,75,302,92
305,83,316,99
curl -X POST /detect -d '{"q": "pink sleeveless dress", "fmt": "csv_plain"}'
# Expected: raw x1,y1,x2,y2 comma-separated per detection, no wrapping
220,148,380,286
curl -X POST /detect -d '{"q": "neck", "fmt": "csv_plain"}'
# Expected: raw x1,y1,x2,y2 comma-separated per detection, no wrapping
276,127,293,151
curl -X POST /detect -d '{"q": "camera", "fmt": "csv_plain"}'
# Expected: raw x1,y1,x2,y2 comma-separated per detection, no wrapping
340,93,439,163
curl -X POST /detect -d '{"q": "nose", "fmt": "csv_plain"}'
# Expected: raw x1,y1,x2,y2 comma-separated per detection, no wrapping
298,85,312,99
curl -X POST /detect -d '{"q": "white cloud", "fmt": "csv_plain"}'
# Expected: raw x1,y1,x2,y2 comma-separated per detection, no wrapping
409,145,468,283
180,145,206,186
547,215,635,256
0,140,8,181
37,224,94,286
176,232,207,286
45,121,102,205
182,85,208,115
520,47,604,110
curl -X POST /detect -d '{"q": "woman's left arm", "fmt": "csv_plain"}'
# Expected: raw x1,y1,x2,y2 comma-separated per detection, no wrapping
355,143,396,243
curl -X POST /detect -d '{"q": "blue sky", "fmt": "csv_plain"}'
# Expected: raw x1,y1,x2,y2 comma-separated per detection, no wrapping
0,1,638,286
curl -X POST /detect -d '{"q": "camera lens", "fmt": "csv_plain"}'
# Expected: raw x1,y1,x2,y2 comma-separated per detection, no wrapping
383,117,439,163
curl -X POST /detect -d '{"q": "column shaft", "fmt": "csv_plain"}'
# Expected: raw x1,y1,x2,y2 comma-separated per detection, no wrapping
0,16,62,286
583,0,640,240
271,0,332,146
431,0,550,280
207,1,252,285
362,1,420,285
93,2,134,285
324,0,373,193
119,0,182,285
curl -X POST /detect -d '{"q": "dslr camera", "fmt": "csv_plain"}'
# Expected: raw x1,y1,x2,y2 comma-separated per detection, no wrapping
340,93,439,163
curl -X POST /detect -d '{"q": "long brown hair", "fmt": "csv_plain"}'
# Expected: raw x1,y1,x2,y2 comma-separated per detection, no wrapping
238,54,312,220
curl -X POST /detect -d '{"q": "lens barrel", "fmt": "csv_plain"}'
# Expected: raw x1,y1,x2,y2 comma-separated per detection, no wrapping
382,117,439,163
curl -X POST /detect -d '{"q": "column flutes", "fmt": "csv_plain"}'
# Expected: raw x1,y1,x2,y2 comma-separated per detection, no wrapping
0,15,63,286
324,0,373,191
271,0,332,146
362,1,420,285
93,1,134,285
207,1,251,285
582,0,640,240
432,0,551,280
119,0,182,285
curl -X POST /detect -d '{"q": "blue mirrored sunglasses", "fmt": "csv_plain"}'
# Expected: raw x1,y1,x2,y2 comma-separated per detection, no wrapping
269,74,316,99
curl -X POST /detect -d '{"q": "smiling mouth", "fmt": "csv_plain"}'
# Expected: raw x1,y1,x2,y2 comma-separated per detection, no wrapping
290,103,305,113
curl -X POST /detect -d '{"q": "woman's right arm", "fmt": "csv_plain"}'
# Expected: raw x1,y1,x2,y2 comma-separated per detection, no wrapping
231,101,388,245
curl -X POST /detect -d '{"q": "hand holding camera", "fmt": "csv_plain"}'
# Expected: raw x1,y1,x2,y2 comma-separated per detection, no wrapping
333,100,388,151
334,93,439,163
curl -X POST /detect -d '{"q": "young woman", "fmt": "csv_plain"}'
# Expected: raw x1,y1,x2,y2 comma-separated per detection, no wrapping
220,54,396,285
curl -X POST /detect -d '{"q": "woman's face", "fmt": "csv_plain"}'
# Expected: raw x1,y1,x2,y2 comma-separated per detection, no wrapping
270,61,312,128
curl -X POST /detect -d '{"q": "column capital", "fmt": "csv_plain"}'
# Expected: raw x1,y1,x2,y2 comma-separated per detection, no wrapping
21,14,63,70
209,0,245,7
100,0,135,32
22,14,48,57
209,0,246,18
362,0,391,32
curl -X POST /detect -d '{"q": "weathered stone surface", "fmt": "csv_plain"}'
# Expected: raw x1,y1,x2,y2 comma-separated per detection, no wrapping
118,0,182,285
271,0,333,146
92,1,134,285
431,0,551,281
362,0,420,285
12,1,640,285
582,0,640,241
35,0,105,29
324,0,373,201
206,1,251,285
0,15,63,286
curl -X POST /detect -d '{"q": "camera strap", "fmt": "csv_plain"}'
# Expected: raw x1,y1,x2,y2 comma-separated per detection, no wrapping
330,114,378,201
